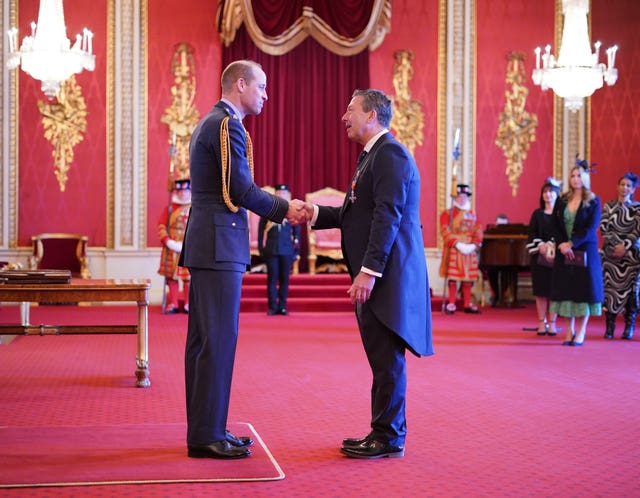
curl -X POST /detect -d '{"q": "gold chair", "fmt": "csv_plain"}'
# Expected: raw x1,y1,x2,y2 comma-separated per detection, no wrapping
29,233,91,279
305,187,347,274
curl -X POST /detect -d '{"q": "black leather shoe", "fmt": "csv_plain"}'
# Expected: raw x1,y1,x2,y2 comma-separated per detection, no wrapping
278,308,288,315
267,309,278,316
188,440,251,459
340,439,404,459
226,429,254,447
342,432,373,448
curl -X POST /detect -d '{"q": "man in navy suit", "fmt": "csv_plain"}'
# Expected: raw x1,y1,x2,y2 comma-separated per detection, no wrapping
304,89,433,459
258,184,300,315
180,60,306,459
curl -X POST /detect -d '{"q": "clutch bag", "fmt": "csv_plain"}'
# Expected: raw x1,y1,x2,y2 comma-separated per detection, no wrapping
563,250,587,267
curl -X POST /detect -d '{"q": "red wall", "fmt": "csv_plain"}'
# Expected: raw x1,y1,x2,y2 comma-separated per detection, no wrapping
476,0,555,226
369,0,439,246
147,1,221,248
17,0,108,246
590,0,640,203
14,0,640,250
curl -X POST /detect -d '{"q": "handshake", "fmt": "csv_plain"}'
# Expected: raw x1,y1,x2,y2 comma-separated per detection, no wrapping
285,199,314,225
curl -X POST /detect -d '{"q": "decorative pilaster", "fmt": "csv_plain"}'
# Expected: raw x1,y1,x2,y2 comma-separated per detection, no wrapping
2,1,20,248
111,0,148,249
437,0,476,245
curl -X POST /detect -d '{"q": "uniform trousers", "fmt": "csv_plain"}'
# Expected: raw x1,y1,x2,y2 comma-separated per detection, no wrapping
185,267,243,446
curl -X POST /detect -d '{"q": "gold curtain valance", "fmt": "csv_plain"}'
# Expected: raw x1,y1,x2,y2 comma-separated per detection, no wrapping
218,0,391,56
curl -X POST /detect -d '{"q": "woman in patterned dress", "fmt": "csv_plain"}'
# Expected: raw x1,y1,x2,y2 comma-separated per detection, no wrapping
549,161,603,347
526,178,561,335
600,172,640,340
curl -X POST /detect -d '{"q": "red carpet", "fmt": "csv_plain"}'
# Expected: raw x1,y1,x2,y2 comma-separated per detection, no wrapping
0,422,283,488
1,304,639,497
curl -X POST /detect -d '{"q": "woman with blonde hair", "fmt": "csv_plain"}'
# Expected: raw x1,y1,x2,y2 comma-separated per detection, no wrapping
549,158,603,346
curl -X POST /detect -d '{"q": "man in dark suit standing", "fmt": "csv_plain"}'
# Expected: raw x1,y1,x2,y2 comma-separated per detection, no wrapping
304,89,433,459
180,60,305,459
258,184,300,316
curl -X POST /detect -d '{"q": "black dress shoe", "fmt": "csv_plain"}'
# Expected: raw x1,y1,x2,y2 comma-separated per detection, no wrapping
340,439,404,459
187,440,251,459
226,429,254,447
463,306,481,314
342,432,373,448
278,308,288,315
267,309,278,316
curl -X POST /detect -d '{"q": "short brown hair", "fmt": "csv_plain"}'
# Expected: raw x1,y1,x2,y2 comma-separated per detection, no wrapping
221,60,262,93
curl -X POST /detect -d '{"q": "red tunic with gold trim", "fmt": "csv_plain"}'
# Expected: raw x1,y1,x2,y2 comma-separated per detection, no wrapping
439,205,483,281
157,202,190,280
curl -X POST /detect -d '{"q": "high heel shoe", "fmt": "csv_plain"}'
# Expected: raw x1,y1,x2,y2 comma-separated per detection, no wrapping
562,331,575,346
537,319,548,336
572,334,585,346
546,320,558,336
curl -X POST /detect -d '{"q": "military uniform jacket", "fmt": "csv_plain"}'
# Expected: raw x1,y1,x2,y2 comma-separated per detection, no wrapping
179,101,289,271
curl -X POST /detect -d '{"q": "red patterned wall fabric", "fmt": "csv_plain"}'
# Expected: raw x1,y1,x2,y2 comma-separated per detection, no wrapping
147,0,221,248
17,0,108,247
369,0,438,245
476,0,555,226
590,0,640,202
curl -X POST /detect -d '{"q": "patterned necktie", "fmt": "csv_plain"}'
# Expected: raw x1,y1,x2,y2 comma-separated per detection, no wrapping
357,150,367,165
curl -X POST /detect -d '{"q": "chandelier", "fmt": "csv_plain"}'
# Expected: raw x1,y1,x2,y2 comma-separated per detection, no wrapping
6,0,95,99
531,0,618,112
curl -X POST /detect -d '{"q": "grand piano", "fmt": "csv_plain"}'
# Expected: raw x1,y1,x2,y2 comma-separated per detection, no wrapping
479,223,530,307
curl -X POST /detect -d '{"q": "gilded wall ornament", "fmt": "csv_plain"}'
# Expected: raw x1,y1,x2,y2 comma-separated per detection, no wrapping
160,43,199,186
390,50,424,157
495,52,538,196
37,75,88,192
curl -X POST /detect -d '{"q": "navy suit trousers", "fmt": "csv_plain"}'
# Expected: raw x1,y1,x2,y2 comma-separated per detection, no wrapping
185,268,243,445
356,301,407,446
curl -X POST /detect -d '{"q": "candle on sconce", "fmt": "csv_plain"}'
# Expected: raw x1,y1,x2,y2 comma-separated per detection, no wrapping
594,41,601,63
534,47,541,69
607,45,618,69
544,45,551,68
7,28,15,52
87,30,93,54
30,22,36,38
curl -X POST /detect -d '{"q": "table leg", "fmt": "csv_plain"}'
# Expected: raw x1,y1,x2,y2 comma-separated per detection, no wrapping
20,302,31,326
135,300,150,387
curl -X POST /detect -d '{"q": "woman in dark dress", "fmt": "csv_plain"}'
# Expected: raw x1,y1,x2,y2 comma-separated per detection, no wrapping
526,178,561,335
600,172,640,340
549,160,603,346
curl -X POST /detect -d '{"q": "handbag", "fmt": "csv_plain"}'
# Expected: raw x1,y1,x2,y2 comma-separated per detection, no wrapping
563,250,587,267
536,240,555,268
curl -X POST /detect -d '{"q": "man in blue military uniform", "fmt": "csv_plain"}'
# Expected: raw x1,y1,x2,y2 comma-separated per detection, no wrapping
258,184,300,316
179,60,306,460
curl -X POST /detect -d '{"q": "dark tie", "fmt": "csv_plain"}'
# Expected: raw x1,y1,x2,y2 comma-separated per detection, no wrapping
357,150,367,165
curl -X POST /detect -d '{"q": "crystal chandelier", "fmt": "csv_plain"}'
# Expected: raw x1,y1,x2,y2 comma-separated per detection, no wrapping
531,0,618,112
6,0,95,99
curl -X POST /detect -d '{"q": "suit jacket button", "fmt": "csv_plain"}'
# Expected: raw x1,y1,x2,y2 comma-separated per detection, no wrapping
231,222,236,226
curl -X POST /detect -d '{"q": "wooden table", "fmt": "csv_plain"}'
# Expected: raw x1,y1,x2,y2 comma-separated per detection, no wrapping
0,279,151,387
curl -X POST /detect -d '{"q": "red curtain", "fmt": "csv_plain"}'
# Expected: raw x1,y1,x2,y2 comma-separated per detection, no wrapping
221,1,372,201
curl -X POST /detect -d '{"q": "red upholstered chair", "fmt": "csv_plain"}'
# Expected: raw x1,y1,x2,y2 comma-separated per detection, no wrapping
29,233,91,279
305,187,347,274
